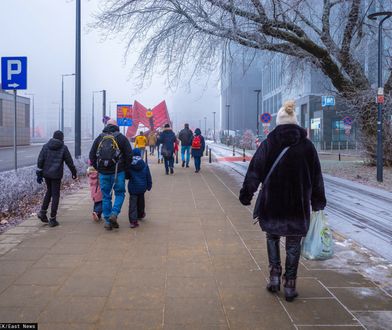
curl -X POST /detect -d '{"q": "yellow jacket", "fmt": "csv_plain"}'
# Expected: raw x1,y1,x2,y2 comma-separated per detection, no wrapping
135,135,147,148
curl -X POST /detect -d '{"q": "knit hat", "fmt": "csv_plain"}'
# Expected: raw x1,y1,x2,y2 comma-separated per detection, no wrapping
276,100,298,126
195,128,201,135
53,130,64,141
133,148,141,157
164,123,170,128
107,118,118,126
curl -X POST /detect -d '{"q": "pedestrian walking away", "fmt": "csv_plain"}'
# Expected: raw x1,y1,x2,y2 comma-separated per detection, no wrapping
239,100,326,302
134,131,148,159
191,128,205,173
157,124,177,175
89,119,133,231
127,148,152,228
36,130,77,227
148,131,157,155
178,123,193,168
87,165,103,222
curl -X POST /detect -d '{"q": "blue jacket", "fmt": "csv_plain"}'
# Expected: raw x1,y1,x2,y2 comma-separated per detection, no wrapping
191,132,205,158
127,156,152,195
157,128,177,155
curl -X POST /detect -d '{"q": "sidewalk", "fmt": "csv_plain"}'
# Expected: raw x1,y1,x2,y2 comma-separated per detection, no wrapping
0,157,391,329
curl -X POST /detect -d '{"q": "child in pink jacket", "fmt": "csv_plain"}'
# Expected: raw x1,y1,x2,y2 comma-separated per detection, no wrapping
87,166,103,221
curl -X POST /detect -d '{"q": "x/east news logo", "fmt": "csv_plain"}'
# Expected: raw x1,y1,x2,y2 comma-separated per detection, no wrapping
0,324,36,329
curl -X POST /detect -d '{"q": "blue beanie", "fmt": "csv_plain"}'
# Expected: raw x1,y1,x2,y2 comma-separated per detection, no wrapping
133,148,141,156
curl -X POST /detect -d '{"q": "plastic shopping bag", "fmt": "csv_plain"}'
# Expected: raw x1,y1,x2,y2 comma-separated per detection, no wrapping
301,211,334,260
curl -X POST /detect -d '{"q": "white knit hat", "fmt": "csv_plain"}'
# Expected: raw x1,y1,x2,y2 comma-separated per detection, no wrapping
276,100,298,126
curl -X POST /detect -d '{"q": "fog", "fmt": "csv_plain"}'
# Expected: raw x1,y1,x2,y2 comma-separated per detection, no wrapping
0,0,220,138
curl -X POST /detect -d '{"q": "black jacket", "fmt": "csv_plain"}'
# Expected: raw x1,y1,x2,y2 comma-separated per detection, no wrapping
157,128,177,155
89,124,133,174
239,124,326,237
37,138,76,180
178,128,193,146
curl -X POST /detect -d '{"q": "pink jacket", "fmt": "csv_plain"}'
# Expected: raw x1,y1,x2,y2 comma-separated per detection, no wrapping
88,171,102,202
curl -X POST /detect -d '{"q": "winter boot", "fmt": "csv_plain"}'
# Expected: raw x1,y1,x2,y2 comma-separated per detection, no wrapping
266,265,282,293
130,221,139,228
170,167,174,174
283,278,298,302
109,214,119,228
37,210,48,223
48,217,59,227
182,161,185,167
104,222,112,231
92,212,100,222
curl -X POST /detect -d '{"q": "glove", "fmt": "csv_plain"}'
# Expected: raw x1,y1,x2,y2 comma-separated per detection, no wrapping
125,171,131,180
36,170,43,184
239,189,252,206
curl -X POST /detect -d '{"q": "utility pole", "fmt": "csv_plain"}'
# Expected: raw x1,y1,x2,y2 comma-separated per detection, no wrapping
204,116,207,136
25,93,35,138
61,73,75,133
368,11,392,182
226,104,230,138
212,111,216,142
102,89,106,117
254,89,261,136
75,0,81,157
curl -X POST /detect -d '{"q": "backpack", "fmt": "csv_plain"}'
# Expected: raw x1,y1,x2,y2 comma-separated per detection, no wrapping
96,132,121,168
192,135,202,149
161,145,172,158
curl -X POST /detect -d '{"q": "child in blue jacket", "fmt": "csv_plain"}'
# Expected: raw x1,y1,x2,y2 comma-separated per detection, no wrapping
127,148,152,228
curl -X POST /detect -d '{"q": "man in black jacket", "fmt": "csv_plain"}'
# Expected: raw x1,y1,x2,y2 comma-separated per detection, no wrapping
178,123,193,168
36,130,77,227
89,119,133,230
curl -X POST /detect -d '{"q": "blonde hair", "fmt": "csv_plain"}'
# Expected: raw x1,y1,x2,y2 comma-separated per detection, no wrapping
283,100,296,115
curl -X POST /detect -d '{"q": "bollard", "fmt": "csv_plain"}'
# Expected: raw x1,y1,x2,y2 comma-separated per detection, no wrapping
175,151,179,164
243,148,246,162
206,145,209,156
145,149,148,164
233,144,235,156
209,149,212,163
339,153,341,161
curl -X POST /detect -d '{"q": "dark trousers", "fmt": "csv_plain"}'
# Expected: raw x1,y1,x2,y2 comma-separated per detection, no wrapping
164,156,174,172
42,178,62,218
149,145,156,154
194,156,201,171
128,193,145,222
266,233,302,280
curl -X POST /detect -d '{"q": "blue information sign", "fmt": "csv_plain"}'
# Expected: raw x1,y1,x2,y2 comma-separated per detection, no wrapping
322,96,335,107
117,118,133,126
260,112,272,123
1,57,27,90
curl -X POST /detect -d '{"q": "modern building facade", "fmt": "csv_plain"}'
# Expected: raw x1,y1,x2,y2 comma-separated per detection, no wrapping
0,88,31,147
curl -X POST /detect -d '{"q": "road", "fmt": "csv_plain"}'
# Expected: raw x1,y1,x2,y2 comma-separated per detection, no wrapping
0,140,93,172
209,142,392,262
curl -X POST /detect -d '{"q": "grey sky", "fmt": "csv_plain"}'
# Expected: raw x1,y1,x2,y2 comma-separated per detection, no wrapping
0,0,220,137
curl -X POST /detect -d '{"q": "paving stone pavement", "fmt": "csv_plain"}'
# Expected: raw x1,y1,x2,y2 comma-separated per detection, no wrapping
0,157,391,329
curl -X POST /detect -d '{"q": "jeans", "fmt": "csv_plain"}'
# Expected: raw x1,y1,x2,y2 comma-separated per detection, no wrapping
194,156,201,171
93,201,102,217
128,193,145,221
42,178,61,218
181,146,191,165
139,147,146,159
266,233,302,280
149,145,156,154
99,171,126,224
164,156,174,172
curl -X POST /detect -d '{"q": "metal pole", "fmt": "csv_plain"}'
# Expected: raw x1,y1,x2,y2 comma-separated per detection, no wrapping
13,90,17,171
61,75,64,132
254,89,261,136
102,89,106,117
212,111,216,142
92,92,95,140
75,0,81,157
204,116,207,136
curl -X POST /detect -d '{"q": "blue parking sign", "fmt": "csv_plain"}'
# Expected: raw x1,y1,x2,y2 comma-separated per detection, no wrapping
1,57,27,90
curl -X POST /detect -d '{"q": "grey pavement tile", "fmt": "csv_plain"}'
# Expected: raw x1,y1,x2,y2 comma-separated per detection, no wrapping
211,254,258,272
0,235,25,244
97,309,163,330
164,297,227,326
18,236,60,248
0,285,57,308
283,298,360,325
214,269,266,289
353,311,392,330
310,270,376,288
121,255,167,270
301,257,352,270
106,285,165,311
168,247,209,259
0,247,47,261
167,253,211,265
18,219,42,227
330,287,392,311
163,325,229,330
295,278,333,298
72,260,122,278
0,275,15,294
0,260,34,276
5,226,39,235
0,306,43,323
38,296,106,323
47,243,93,255
14,267,72,286
57,275,114,297
296,327,363,330
33,254,84,269
166,276,219,298
167,260,214,277
114,269,166,288
39,323,96,330
0,243,18,255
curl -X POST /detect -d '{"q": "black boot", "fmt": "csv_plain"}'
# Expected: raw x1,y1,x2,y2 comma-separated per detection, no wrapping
266,233,281,293
48,217,59,227
267,265,282,292
37,210,48,223
283,278,298,302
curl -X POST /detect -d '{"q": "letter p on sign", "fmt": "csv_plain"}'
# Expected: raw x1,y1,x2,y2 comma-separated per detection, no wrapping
1,56,28,90
7,60,22,80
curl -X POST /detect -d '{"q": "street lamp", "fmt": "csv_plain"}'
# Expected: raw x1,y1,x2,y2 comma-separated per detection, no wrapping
368,11,392,182
75,0,82,158
61,73,75,133
212,111,216,142
226,104,230,144
254,89,261,136
92,91,103,139
109,101,118,118
204,116,207,136
25,93,35,139
52,102,61,131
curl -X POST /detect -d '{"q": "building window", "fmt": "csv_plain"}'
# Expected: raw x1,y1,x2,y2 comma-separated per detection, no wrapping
25,104,30,128
331,120,347,142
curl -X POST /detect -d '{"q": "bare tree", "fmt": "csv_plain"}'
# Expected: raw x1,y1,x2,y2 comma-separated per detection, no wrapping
96,0,392,165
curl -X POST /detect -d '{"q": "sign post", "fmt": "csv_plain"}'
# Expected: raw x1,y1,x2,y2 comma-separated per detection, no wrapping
1,57,28,171
260,112,272,135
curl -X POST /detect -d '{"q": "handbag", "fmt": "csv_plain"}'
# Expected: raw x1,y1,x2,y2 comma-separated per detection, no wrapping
253,146,290,220
301,210,334,260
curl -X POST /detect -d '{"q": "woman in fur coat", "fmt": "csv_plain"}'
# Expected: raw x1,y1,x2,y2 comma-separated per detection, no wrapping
239,100,326,302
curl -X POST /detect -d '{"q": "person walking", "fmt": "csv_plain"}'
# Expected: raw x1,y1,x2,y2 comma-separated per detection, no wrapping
178,123,193,168
191,128,205,173
134,131,147,159
36,130,77,227
89,119,133,231
239,100,326,302
148,131,157,155
127,148,152,228
157,123,177,175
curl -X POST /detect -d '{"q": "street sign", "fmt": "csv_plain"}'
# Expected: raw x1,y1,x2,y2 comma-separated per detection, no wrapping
116,104,133,126
321,96,335,107
311,118,321,130
1,57,27,90
377,95,384,104
343,116,353,126
260,112,272,123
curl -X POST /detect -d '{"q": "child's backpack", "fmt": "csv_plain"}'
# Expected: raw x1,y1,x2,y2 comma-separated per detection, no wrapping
192,136,202,149
96,132,121,168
